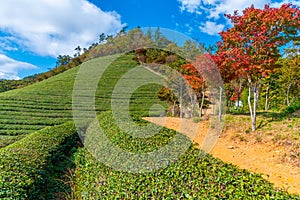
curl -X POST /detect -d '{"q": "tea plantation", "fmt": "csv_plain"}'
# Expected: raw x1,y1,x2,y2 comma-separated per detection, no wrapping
71,111,299,199
0,54,299,199
0,54,162,147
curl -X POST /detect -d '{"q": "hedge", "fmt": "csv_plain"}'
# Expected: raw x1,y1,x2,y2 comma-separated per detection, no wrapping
0,122,79,199
72,111,300,199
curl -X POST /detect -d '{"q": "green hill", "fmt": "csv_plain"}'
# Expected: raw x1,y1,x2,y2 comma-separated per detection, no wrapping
0,65,77,146
0,53,299,199
0,54,163,147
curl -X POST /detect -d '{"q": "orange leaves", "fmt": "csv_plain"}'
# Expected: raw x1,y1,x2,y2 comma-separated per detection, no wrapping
180,63,204,91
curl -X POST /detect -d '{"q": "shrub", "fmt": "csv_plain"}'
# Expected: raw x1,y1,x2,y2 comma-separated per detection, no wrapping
193,117,201,123
0,122,79,199
72,112,299,199
284,102,300,114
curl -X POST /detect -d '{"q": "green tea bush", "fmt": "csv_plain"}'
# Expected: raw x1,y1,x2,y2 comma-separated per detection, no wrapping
0,54,162,147
72,112,300,199
0,122,79,199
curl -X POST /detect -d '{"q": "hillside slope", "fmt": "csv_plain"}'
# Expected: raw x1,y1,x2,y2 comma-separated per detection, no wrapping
0,54,163,147
0,66,77,147
0,53,299,199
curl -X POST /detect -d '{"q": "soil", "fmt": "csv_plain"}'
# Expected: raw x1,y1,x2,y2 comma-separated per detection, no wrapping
144,116,300,195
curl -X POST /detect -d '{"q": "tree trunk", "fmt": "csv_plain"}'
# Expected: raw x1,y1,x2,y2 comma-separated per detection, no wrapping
211,93,216,115
286,83,292,106
248,85,254,130
187,88,197,118
237,78,243,112
248,81,262,131
237,95,240,112
252,89,259,131
219,86,223,121
191,93,197,117
265,84,269,111
172,101,176,117
179,82,183,118
199,87,205,118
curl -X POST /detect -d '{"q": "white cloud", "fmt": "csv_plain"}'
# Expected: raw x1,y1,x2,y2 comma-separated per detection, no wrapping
202,0,218,5
178,0,300,19
270,0,300,8
207,0,271,19
178,0,285,36
0,54,38,80
178,0,202,14
0,37,19,53
178,0,272,18
199,21,224,35
0,0,125,57
185,24,194,33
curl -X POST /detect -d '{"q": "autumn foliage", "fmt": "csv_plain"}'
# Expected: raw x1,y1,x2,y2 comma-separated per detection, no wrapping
180,63,204,92
215,3,300,80
213,3,300,130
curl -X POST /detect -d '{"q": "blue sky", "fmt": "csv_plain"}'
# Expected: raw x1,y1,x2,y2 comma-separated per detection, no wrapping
0,0,298,79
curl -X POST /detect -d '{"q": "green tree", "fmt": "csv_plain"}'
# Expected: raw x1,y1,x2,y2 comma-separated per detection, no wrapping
74,46,82,56
56,55,72,66
183,40,204,61
146,27,152,40
278,42,300,106
154,27,171,47
99,33,106,43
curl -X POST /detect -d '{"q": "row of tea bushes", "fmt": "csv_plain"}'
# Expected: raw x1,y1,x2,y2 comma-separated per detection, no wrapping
72,111,300,199
0,122,79,199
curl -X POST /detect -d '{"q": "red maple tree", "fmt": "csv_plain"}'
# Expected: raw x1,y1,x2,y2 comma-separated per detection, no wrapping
215,3,300,130
180,63,206,117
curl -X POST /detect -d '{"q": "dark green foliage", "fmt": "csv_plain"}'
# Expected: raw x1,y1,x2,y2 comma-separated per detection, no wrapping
73,112,299,199
0,122,79,199
283,100,300,114
56,54,72,66
0,79,32,93
88,28,153,60
97,111,183,153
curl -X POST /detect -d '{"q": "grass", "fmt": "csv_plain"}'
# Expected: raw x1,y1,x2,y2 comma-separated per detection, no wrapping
224,112,299,166
224,113,300,144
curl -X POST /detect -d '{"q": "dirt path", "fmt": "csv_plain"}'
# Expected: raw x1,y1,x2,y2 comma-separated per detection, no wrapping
144,117,300,195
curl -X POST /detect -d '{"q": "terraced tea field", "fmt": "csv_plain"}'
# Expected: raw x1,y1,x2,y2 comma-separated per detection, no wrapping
0,54,299,199
0,67,76,147
0,54,164,147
